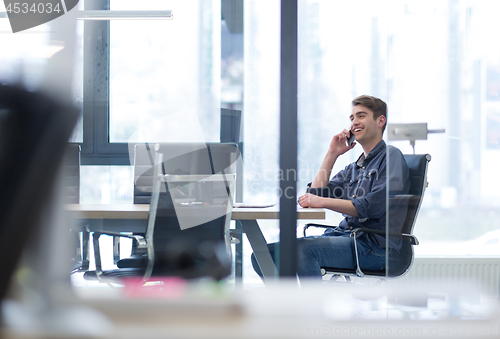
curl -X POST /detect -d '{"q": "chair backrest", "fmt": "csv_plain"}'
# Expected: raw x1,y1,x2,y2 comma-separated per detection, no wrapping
401,154,431,235
388,153,431,277
140,143,239,280
220,108,243,202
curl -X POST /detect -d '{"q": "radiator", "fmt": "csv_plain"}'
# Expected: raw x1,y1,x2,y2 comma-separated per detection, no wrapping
397,257,500,297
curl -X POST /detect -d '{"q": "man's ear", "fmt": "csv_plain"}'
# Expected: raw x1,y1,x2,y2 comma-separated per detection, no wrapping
378,115,386,129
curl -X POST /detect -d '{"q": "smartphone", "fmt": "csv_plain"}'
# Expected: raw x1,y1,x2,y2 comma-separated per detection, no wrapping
346,132,355,147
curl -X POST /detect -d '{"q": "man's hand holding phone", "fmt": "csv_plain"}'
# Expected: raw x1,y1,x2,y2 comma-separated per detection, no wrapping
346,131,356,147
328,129,356,156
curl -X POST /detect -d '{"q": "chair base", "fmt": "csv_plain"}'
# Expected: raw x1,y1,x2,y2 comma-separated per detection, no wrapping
323,273,385,287
83,268,146,281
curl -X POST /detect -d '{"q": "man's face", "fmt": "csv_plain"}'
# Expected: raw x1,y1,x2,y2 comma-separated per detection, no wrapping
349,104,384,145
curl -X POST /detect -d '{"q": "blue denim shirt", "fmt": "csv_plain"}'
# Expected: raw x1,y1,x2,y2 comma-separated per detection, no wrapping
306,140,410,249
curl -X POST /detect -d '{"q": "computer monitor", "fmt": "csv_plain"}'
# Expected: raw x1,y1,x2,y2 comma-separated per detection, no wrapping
134,142,240,204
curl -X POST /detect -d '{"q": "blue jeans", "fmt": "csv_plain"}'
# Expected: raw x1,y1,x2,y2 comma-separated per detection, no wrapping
251,230,389,278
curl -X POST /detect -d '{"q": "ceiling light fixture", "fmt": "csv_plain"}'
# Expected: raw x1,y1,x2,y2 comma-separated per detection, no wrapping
76,10,173,20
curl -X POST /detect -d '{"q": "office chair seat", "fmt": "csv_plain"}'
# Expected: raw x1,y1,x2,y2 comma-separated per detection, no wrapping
320,238,413,277
85,251,231,282
117,254,148,268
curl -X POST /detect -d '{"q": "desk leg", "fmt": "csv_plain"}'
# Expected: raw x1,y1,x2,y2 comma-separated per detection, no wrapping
80,219,104,271
234,221,243,280
113,236,120,265
240,220,277,280
81,225,90,271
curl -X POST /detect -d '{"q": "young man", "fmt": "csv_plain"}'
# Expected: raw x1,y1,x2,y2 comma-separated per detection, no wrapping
252,95,410,278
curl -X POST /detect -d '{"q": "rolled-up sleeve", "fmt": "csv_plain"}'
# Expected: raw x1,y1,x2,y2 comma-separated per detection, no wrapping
351,184,386,220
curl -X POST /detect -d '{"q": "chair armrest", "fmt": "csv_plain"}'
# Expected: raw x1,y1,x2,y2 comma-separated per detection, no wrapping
303,223,336,237
92,231,147,276
350,228,419,245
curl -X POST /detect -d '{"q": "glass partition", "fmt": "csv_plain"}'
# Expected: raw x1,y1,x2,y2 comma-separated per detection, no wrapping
298,0,500,259
298,0,500,321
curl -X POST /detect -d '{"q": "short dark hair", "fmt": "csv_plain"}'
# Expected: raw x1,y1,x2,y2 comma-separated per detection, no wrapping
352,95,387,133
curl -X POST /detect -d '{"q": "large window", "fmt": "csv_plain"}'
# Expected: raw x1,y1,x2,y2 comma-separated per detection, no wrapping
242,0,281,206
77,0,221,203
109,0,220,144
81,0,220,166
231,0,500,262
214,0,500,284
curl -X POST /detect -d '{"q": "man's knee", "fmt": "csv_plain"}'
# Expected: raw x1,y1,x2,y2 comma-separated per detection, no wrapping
297,238,321,260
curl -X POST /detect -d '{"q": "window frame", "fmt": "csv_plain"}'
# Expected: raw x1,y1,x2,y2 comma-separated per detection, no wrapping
80,0,130,165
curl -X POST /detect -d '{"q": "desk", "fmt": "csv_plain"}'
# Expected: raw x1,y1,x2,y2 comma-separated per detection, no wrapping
5,278,499,339
67,204,325,279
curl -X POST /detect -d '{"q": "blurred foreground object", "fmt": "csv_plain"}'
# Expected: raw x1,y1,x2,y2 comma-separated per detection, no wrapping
0,84,79,304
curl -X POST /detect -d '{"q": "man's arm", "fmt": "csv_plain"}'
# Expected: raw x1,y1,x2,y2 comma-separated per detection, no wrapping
298,193,358,217
311,129,355,188
300,129,357,216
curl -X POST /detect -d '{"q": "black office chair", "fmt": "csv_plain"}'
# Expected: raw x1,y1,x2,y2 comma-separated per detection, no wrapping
0,84,79,301
84,143,239,283
303,154,431,281
123,142,240,262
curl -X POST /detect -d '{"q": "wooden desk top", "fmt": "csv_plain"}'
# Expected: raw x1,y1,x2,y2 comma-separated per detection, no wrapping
65,204,325,221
